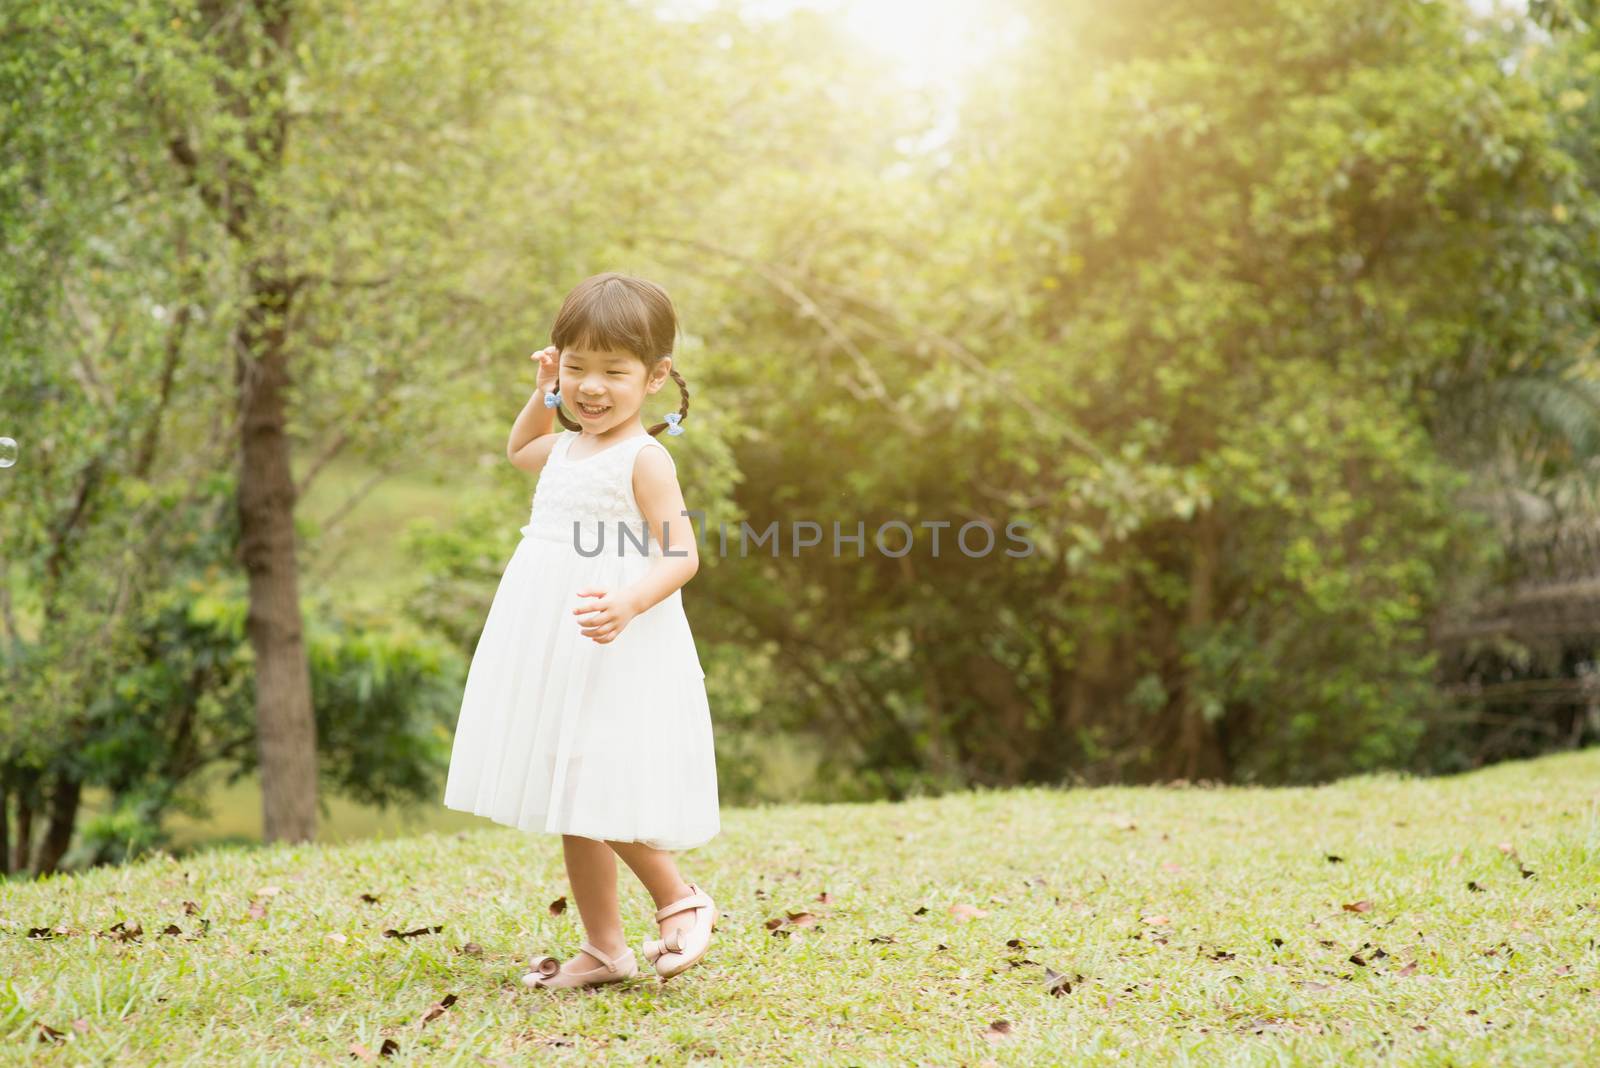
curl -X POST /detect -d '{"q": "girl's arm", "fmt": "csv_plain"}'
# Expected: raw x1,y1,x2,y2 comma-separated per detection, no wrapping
506,388,560,473
621,445,700,615
508,345,561,472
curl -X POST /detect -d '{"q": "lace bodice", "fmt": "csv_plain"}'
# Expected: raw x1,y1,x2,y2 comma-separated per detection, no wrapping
521,430,679,556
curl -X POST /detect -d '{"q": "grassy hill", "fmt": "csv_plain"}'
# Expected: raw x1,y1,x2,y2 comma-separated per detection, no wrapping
4,748,1598,1065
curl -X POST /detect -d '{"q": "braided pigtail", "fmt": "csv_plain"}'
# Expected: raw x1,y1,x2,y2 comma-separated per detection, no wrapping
648,367,691,437
553,397,582,433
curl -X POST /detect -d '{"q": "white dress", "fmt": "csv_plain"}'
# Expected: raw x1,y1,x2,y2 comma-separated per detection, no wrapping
442,428,720,851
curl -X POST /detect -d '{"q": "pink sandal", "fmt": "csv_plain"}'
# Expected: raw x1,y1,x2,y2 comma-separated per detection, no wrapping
642,882,717,981
522,940,637,990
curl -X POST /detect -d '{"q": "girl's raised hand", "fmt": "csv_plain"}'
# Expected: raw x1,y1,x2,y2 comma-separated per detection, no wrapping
531,345,559,395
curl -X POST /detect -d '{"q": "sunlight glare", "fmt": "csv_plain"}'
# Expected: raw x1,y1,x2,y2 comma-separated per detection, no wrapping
659,0,1030,95
833,0,1029,91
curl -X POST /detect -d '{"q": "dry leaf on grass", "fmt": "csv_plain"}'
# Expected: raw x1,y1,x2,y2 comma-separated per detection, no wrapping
981,1019,1016,1043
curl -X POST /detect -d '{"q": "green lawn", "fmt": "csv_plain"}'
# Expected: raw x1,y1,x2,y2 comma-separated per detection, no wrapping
5,748,1598,1065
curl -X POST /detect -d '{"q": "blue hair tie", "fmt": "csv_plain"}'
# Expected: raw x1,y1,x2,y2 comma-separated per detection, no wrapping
543,389,561,409
664,412,685,436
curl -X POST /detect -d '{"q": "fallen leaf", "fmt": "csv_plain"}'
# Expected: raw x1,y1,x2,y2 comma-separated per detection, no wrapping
816,891,833,904
418,993,458,1026
1141,914,1171,926
1342,900,1374,913
1044,968,1084,995
981,1019,1015,1043
350,1037,401,1060
949,903,989,922
382,925,443,940
255,886,282,898
547,896,567,916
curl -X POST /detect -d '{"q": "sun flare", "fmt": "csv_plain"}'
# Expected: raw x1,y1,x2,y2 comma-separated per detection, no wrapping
660,0,1030,95
832,0,1030,91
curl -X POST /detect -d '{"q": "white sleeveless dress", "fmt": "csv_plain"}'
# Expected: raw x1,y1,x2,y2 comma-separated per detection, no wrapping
442,429,720,851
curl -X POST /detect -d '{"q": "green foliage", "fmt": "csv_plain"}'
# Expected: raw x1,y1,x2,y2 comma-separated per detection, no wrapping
305,614,466,812
678,0,1600,790
50,574,467,866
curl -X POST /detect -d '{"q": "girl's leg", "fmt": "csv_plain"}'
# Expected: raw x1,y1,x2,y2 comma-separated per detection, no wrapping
558,834,629,971
605,839,697,946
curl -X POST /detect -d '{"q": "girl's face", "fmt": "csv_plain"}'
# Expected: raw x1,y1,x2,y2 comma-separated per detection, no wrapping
560,346,670,432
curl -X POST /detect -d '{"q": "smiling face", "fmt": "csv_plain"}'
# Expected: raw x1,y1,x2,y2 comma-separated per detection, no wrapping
560,346,671,433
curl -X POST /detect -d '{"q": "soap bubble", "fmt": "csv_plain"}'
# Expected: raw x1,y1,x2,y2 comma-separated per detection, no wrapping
0,437,16,469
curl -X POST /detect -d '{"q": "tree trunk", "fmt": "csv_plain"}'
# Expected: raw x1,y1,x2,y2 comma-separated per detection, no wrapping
236,258,319,844
33,773,81,876
1173,509,1230,782
11,790,32,874
1,782,10,876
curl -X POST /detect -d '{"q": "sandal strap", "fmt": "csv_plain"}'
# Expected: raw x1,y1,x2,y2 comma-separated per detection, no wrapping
579,940,629,974
654,889,713,922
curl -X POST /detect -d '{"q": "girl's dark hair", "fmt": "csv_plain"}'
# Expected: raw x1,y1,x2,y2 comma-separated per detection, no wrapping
548,272,690,437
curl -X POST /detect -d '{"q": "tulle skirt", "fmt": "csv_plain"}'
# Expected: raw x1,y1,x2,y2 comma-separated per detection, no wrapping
442,524,720,851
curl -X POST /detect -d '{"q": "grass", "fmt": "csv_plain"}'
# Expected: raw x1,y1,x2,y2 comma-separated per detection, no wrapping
4,748,1598,1065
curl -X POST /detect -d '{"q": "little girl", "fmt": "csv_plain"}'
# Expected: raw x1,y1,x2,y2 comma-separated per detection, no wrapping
442,272,720,989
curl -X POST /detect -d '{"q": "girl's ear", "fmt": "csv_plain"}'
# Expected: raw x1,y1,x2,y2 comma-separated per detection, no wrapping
649,358,673,393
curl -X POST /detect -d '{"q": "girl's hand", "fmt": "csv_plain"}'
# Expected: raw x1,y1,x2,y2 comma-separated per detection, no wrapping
572,587,639,644
531,345,559,396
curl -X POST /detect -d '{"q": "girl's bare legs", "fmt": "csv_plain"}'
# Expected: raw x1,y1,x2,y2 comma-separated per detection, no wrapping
606,839,698,947
556,834,631,972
